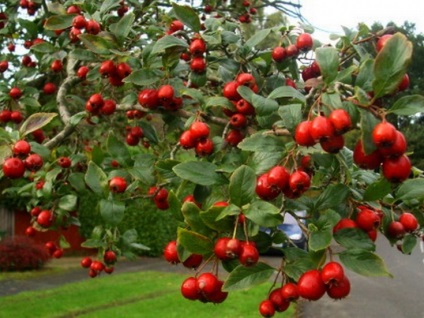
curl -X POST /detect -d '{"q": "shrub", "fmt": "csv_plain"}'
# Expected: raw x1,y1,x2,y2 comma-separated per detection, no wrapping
0,236,51,271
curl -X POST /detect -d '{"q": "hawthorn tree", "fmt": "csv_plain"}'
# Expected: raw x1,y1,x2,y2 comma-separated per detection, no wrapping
1,0,424,316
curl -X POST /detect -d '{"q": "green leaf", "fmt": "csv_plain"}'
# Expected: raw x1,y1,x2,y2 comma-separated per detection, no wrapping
155,159,179,181
244,201,283,227
138,121,159,144
238,132,285,152
388,95,424,116
282,247,317,281
79,34,118,55
69,112,87,126
396,178,424,202
181,202,211,236
278,104,303,133
177,227,214,255
359,109,380,154
30,42,56,53
314,184,350,211
315,47,339,85
69,48,97,61
229,165,256,207
107,132,131,164
84,162,108,195
268,86,306,104
44,14,76,30
401,234,417,254
123,69,162,86
99,199,125,226
223,262,275,291
81,239,106,249
100,0,121,14
59,235,71,249
199,207,234,232
250,152,282,175
339,249,392,277
173,161,224,186
355,58,374,91
172,3,201,32
122,229,138,244
151,35,188,55
58,194,78,211
19,113,57,136
68,172,86,192
244,29,272,49
205,96,234,109
372,33,413,98
363,178,392,201
109,12,135,43
334,228,376,251
309,226,332,252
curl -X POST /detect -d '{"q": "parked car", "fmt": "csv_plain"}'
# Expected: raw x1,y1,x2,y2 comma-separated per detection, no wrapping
261,210,307,255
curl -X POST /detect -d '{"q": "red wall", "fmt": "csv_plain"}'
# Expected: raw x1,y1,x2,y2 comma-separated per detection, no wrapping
14,209,88,253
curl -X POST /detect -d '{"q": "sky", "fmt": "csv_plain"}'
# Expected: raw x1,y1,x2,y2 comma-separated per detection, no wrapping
293,0,424,42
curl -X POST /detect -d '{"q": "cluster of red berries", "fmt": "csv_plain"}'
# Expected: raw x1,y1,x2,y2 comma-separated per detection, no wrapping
358,121,410,182
45,241,64,259
64,6,101,43
99,59,131,87
2,140,44,179
301,60,321,83
295,108,352,154
116,1,129,17
214,237,259,267
85,93,117,116
256,163,312,201
221,73,260,146
80,251,116,278
21,54,37,68
272,33,314,64
163,240,228,304
238,0,257,23
181,36,207,74
19,0,39,16
125,126,145,146
148,186,169,210
259,261,350,317
0,109,24,124
179,121,214,157
138,85,183,111
388,212,419,243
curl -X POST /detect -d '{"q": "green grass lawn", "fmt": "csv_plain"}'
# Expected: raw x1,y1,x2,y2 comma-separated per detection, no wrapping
0,270,296,318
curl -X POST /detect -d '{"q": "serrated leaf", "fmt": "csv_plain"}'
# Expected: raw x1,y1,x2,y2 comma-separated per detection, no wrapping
81,239,105,249
19,113,57,136
107,132,131,164
151,35,188,55
278,103,302,133
238,133,285,152
172,3,201,32
396,178,424,202
109,12,135,43
229,165,256,207
123,69,162,86
244,29,272,49
363,178,392,201
99,199,125,226
69,49,97,61
372,33,413,98
138,121,159,144
340,249,392,277
315,47,339,85
30,42,56,53
334,228,375,251
79,34,118,55
314,184,350,211
205,96,234,109
173,161,224,186
177,227,214,255
309,227,332,251
268,86,306,104
388,95,424,116
244,201,283,227
68,172,86,192
44,14,76,30
58,194,78,211
223,262,275,291
84,162,108,195
359,109,380,154
181,202,211,236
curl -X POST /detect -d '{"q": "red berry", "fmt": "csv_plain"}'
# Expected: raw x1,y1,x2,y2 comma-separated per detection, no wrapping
321,261,345,285
297,269,326,301
230,113,247,128
103,250,117,264
269,287,290,312
25,226,36,236
10,111,24,124
376,34,392,52
289,170,311,193
195,138,214,156
90,260,105,272
100,99,117,115
310,115,335,142
259,299,275,317
99,60,116,77
329,109,352,135
163,240,180,264
72,15,87,29
378,130,407,159
13,140,31,156
43,82,57,95
272,46,286,62
53,248,64,259
353,140,383,170
399,212,418,232
333,218,358,233
181,277,200,300
77,66,89,79
235,99,255,115
214,237,231,261
196,272,219,296
0,110,12,122
382,154,411,183
387,221,406,239
239,242,259,267
256,173,281,201
86,20,101,34
286,44,299,57
356,208,381,232
225,129,244,147
37,210,54,228
326,275,351,299
296,33,313,51
320,134,345,153
281,282,299,301
81,257,92,268
189,38,207,56
190,57,207,73
294,121,316,147
157,85,174,101
2,157,25,178
268,166,290,191
9,87,23,100
189,121,210,140
222,81,241,101
51,60,63,72
24,153,44,171
372,122,397,148
109,176,127,193
169,20,184,33
398,73,410,91
182,254,203,269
